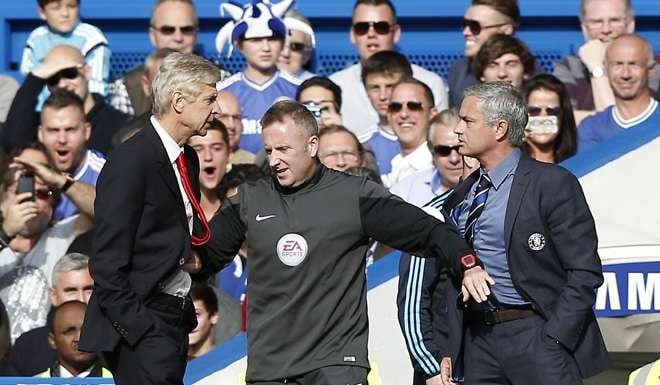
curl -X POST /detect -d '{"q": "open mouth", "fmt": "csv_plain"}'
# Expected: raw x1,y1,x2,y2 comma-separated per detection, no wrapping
203,166,217,178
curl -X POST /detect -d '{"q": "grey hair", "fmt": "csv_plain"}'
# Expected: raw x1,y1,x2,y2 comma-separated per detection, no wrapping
463,82,527,147
144,48,177,73
152,53,221,116
51,253,90,288
427,108,460,144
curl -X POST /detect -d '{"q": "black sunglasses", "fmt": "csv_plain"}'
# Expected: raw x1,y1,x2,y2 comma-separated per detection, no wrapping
432,144,461,157
461,18,508,36
46,67,80,87
352,21,394,36
387,101,425,113
151,25,198,36
527,105,561,117
288,42,307,52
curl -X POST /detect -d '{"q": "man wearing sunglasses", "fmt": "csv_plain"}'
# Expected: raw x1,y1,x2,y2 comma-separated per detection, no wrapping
3,44,129,156
109,0,201,117
553,0,660,123
381,79,437,187
277,10,317,83
330,0,448,140
448,0,520,108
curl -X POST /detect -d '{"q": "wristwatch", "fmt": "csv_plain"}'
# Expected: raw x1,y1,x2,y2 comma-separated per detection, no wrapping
460,253,482,272
591,65,605,79
60,173,75,192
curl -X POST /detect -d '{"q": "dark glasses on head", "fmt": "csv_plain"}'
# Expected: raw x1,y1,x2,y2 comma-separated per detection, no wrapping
527,105,561,117
151,25,198,36
461,18,508,36
387,101,425,113
288,42,307,52
432,145,461,157
352,21,394,36
46,67,80,87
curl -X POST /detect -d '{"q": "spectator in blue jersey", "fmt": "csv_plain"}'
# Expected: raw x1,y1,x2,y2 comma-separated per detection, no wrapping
330,0,448,139
216,0,300,154
3,44,129,155
360,51,413,175
578,34,659,152
296,77,344,130
277,10,317,83
15,91,101,222
21,0,110,98
381,78,437,187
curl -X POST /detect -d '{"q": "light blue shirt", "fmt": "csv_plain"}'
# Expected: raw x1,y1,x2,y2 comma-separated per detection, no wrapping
390,168,444,207
454,148,527,305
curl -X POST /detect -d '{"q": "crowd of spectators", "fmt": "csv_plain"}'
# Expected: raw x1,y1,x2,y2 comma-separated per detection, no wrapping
0,0,657,381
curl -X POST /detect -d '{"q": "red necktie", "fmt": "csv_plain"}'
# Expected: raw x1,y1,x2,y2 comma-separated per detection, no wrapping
175,153,211,246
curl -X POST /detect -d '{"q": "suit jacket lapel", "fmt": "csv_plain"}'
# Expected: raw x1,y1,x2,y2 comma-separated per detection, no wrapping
147,123,189,227
504,155,533,251
442,170,479,220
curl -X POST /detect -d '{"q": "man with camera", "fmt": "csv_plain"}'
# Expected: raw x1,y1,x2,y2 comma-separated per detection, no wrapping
0,144,92,343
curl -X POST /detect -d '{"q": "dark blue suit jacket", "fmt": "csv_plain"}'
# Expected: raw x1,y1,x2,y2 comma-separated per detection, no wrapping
442,154,608,378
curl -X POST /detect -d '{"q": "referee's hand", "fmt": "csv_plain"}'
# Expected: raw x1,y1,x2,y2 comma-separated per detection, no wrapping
461,266,495,303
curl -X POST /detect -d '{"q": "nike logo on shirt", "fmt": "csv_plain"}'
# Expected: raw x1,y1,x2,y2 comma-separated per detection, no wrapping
256,214,277,222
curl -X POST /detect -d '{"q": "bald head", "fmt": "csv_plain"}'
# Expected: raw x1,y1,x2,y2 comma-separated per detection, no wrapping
40,45,90,102
44,44,86,66
216,91,243,150
606,34,655,102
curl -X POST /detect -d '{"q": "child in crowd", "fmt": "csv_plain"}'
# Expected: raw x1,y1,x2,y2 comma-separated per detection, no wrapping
360,51,413,175
216,0,300,154
21,0,111,97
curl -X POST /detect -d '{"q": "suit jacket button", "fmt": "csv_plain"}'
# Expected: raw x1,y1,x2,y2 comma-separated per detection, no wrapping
179,258,185,265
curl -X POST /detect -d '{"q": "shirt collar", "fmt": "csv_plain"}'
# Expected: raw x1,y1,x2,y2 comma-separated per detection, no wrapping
482,147,521,190
403,141,433,168
151,115,183,164
59,364,92,378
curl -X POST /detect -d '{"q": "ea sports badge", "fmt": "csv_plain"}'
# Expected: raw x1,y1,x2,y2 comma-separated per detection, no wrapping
277,233,308,266
528,233,546,251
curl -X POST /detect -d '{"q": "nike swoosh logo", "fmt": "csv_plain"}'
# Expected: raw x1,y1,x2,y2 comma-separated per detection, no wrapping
255,214,277,222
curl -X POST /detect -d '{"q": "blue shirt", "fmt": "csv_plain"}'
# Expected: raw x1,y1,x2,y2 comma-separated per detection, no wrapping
578,99,660,152
217,71,300,154
390,168,444,207
360,124,400,175
453,148,527,305
55,150,105,221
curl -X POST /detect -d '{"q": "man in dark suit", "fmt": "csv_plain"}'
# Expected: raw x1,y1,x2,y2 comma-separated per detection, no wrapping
439,82,608,385
79,53,225,385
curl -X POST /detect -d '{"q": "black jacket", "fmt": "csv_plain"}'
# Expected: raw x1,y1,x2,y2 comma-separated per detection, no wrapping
203,165,473,382
1,73,129,155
